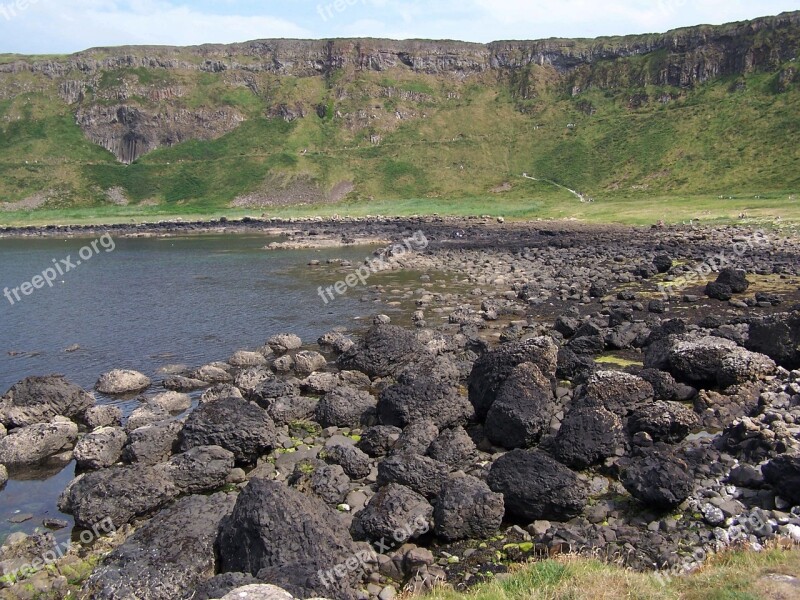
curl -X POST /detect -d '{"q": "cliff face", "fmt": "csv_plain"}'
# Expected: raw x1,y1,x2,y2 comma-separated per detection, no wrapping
0,11,798,167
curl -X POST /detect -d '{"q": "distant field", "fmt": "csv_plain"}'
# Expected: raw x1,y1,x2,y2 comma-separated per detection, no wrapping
1,192,798,229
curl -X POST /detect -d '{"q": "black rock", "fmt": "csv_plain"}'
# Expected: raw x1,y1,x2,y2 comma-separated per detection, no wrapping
553,406,624,469
377,453,449,499
338,324,425,378
378,375,472,429
350,483,433,543
434,474,504,542
487,449,588,522
762,454,800,505
621,449,694,510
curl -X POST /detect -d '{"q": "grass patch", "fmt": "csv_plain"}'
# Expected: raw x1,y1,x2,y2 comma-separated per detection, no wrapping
423,546,800,600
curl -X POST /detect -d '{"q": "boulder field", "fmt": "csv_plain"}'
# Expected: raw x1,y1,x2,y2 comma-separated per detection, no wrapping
1,220,799,599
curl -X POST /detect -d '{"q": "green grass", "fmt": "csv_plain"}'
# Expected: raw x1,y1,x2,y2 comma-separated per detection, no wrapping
422,546,800,600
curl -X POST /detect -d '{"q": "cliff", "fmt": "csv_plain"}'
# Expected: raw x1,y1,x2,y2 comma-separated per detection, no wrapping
0,11,798,208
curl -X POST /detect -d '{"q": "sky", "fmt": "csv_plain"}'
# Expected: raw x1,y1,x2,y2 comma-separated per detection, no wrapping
0,0,797,55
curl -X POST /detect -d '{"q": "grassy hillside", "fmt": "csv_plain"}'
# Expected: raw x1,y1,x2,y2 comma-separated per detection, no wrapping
0,26,799,225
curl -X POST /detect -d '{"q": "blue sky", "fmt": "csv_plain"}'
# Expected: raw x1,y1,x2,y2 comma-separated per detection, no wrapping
0,0,798,55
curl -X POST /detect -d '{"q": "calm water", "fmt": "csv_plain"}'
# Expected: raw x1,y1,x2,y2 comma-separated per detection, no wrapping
0,233,397,541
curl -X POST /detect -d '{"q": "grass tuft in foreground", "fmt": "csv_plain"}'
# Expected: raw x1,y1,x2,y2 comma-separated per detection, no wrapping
420,545,800,600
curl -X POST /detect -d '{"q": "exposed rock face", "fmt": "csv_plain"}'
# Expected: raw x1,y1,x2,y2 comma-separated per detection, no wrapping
81,493,236,600
0,375,94,427
76,104,244,164
377,375,473,429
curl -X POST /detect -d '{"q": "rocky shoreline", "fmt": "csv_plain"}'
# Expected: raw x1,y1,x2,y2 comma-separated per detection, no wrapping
1,222,800,600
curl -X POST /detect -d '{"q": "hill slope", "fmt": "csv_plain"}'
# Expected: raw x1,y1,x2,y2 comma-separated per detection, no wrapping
0,11,799,216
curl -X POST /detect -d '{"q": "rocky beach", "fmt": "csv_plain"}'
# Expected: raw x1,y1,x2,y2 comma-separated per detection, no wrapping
0,219,799,600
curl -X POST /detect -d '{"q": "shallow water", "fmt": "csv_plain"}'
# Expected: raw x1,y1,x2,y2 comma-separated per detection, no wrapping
0,233,402,542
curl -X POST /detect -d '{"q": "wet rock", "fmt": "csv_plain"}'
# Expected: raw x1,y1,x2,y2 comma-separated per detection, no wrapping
553,406,624,469
627,401,700,443
350,483,433,542
163,375,210,392
315,386,377,428
82,493,236,600
487,449,588,521
96,370,151,395
218,478,360,600
58,464,179,528
468,338,558,420
193,364,234,385
377,453,449,499
433,474,504,541
338,324,425,378
179,397,277,465
0,375,94,427
484,363,557,449
621,448,694,509
378,375,473,429
0,420,78,467
74,426,127,470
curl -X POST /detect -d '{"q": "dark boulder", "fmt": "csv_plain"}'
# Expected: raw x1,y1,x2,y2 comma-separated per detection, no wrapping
705,281,733,301
315,386,377,429
427,427,477,470
716,268,750,293
433,474,505,542
58,464,178,528
81,493,235,600
762,454,800,505
487,449,588,522
653,255,673,274
377,453,449,499
576,370,654,417
179,397,276,465
358,425,402,458
747,311,800,369
122,421,181,465
378,376,472,429
553,406,624,469
484,363,557,449
218,479,360,600
627,401,699,444
164,446,235,495
621,449,694,510
0,375,94,427
337,325,425,378
289,460,351,505
323,443,372,480
350,483,433,543
392,421,440,455
468,338,558,420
